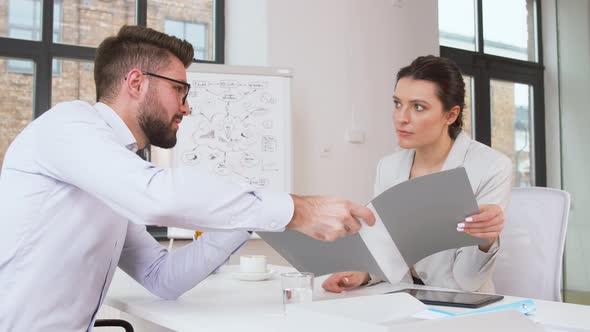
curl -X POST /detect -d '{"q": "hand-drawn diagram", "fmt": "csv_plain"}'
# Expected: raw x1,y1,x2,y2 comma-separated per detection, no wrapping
173,72,288,191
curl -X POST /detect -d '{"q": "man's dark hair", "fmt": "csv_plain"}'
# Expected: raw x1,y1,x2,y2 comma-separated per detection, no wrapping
94,25,194,102
396,55,466,139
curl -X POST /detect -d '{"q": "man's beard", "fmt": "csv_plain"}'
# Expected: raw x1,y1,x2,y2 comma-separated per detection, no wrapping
138,90,181,149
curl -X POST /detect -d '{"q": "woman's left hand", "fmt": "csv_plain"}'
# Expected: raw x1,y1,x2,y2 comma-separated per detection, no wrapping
458,204,504,252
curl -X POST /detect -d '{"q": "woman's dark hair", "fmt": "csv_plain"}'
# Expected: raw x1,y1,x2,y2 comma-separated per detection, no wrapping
396,55,465,139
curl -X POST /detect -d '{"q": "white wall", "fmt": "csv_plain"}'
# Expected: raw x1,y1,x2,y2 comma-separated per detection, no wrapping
227,0,439,203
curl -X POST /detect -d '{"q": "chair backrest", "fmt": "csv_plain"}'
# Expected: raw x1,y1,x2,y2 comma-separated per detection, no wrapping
493,187,570,301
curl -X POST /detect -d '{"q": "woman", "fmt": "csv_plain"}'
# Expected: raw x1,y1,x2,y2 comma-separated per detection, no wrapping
322,55,512,293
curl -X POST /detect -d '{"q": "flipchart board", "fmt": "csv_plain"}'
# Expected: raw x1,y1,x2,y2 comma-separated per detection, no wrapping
150,64,293,239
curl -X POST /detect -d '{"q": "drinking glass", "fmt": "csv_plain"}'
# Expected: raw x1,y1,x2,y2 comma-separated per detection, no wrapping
281,272,314,314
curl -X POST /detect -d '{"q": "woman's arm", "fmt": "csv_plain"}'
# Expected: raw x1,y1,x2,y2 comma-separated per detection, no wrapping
450,154,513,290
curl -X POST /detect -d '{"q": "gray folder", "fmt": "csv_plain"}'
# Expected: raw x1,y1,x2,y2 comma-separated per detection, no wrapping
372,167,484,266
258,230,387,279
259,167,483,277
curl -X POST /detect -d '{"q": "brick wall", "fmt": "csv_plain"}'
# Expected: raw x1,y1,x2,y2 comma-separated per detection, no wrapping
463,78,522,186
491,80,519,185
463,75,473,136
0,58,34,170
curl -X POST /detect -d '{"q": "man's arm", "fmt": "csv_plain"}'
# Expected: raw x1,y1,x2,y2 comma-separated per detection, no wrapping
36,114,374,240
118,222,250,300
35,117,293,231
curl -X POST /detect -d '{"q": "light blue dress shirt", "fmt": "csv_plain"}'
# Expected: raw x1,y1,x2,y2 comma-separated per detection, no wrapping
0,101,294,331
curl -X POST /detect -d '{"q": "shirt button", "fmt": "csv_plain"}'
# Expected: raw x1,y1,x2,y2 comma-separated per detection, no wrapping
269,222,277,228
230,216,237,225
419,272,428,280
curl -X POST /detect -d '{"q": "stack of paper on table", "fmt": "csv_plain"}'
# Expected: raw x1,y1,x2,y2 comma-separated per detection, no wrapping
287,292,426,325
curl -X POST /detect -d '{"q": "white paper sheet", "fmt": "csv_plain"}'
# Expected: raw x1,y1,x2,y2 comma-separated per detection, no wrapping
359,203,409,284
288,293,426,325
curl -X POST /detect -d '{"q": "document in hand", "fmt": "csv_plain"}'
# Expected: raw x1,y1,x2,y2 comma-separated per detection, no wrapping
368,167,484,268
258,230,387,279
259,167,482,282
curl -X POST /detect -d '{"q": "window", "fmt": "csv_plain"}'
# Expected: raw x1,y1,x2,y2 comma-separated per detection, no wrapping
0,0,224,141
439,0,476,52
482,0,537,62
439,0,545,187
148,0,218,62
51,59,95,107
165,19,208,60
440,0,538,62
462,75,475,137
5,0,41,41
490,81,533,187
6,0,62,75
0,57,34,171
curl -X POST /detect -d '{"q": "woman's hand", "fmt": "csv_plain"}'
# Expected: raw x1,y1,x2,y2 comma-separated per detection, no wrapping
458,204,504,252
321,271,370,293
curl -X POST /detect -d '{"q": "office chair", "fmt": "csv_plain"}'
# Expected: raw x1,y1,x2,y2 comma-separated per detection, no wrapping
94,319,134,331
492,187,571,301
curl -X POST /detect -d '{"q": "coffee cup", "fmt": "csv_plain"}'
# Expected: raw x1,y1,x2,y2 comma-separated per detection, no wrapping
240,255,267,273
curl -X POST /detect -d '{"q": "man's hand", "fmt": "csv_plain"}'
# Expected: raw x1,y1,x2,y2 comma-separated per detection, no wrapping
322,272,370,293
458,204,504,252
286,195,376,242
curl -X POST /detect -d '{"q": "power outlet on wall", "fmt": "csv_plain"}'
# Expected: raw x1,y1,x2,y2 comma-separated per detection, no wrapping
346,128,365,144
390,0,406,8
320,146,332,158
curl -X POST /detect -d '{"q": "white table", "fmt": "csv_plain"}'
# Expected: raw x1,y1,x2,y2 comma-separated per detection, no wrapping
105,265,590,332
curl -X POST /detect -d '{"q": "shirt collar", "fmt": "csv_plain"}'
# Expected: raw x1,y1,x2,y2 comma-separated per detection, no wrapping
93,102,138,152
441,131,471,170
400,130,471,179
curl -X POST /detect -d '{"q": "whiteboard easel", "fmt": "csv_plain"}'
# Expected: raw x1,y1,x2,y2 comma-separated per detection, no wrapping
151,64,293,244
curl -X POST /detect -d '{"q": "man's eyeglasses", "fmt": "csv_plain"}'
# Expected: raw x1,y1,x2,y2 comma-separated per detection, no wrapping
142,71,191,105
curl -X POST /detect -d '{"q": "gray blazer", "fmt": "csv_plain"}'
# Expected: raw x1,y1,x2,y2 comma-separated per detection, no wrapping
374,132,512,292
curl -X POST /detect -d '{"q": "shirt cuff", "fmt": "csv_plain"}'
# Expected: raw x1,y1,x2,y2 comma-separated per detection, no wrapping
465,237,500,270
479,237,500,256
367,273,384,286
250,190,294,231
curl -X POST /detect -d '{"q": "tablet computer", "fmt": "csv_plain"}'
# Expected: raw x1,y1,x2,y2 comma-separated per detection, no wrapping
392,288,504,308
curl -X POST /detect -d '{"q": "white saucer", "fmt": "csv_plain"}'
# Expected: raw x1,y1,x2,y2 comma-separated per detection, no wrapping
232,269,275,281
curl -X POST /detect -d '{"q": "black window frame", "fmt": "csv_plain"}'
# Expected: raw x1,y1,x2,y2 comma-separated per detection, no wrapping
0,0,225,117
0,0,226,240
440,0,546,187
6,0,62,76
